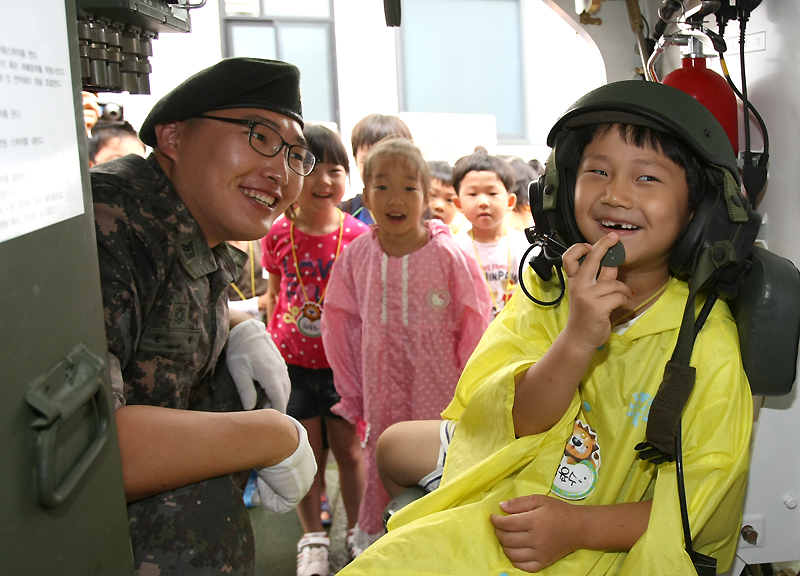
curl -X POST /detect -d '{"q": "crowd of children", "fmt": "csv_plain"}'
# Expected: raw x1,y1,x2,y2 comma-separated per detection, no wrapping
251,111,537,575
250,79,753,576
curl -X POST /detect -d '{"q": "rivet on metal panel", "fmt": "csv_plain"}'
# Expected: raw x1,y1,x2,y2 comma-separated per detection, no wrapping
741,525,758,546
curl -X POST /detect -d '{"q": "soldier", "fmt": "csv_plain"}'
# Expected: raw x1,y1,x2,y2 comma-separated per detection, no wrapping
91,58,317,575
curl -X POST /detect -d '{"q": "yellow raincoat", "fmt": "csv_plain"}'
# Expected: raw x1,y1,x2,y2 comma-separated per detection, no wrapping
339,271,751,575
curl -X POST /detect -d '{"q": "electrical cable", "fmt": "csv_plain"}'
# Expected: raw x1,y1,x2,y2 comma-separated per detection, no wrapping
517,244,566,307
739,13,752,166
675,422,696,560
693,292,719,339
734,2,769,202
718,54,769,155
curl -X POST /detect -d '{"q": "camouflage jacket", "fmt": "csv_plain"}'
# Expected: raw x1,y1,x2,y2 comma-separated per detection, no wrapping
226,240,268,302
92,154,246,410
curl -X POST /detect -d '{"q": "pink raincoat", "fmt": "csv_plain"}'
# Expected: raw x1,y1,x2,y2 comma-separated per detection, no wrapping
321,219,492,535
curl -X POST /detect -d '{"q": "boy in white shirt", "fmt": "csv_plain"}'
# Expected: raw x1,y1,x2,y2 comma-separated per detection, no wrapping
452,149,530,317
428,160,468,235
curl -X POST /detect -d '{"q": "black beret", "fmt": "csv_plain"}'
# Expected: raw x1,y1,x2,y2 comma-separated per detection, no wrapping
140,57,303,147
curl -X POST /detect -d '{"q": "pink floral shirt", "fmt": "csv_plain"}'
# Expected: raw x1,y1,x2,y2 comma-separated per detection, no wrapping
262,212,368,368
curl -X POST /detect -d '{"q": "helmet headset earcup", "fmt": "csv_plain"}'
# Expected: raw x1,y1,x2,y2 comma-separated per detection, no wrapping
669,164,761,285
528,161,585,249
527,166,586,281
668,191,717,279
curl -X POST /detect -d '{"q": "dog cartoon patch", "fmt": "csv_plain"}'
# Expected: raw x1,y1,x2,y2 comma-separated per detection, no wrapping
551,419,602,500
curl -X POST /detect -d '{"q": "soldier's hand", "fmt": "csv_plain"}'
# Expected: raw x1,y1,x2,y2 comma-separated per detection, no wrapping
256,415,316,513
227,318,291,412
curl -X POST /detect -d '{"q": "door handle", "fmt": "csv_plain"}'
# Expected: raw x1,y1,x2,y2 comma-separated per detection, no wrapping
25,344,110,509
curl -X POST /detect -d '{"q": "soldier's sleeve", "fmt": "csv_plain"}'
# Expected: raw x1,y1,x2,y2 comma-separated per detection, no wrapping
92,177,152,399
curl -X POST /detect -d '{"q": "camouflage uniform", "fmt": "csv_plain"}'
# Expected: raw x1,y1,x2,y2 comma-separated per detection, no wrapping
92,153,255,576
225,241,268,304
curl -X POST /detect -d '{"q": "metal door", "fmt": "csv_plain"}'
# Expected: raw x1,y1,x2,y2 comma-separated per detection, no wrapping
0,0,134,573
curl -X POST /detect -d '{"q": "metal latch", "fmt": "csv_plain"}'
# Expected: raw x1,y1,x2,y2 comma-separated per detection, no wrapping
25,344,110,509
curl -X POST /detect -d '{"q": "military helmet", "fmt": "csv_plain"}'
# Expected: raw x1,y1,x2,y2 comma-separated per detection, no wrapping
529,79,756,281
547,80,739,182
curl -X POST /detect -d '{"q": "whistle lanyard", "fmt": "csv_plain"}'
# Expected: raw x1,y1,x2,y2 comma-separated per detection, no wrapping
471,229,514,314
230,241,256,300
290,209,345,306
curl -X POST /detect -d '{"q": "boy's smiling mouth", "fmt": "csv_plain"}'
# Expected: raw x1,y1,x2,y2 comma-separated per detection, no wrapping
599,219,639,231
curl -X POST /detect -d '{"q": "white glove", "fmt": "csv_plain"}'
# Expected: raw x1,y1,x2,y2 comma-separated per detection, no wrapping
257,415,317,513
227,318,291,413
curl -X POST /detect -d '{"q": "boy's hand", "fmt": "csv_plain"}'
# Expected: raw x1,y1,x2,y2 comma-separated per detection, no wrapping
562,233,632,351
490,495,584,572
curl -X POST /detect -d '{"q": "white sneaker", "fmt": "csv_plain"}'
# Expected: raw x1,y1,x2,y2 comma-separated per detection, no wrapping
346,525,383,561
345,528,362,561
296,532,329,576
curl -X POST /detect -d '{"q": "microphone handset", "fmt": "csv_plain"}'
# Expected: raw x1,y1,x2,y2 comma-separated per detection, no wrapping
518,227,625,306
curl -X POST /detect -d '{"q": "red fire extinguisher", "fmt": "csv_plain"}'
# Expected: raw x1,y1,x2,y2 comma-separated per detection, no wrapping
662,38,739,154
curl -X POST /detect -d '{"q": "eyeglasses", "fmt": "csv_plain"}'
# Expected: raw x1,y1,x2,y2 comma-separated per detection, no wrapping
196,114,317,176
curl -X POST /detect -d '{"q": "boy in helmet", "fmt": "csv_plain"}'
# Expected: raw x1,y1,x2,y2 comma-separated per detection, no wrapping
356,80,754,575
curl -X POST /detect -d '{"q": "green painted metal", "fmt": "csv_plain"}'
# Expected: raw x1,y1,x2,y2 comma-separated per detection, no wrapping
0,1,134,573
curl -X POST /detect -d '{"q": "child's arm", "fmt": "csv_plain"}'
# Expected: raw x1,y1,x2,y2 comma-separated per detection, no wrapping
265,273,281,323
320,254,365,424
490,495,652,572
512,233,632,437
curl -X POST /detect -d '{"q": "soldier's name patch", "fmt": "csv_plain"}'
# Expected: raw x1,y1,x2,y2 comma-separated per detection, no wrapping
140,327,201,353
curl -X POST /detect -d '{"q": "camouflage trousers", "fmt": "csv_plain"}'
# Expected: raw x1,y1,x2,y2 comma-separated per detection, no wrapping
128,475,255,576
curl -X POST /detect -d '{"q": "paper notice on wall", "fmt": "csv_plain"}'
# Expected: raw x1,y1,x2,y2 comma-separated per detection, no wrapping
0,0,84,244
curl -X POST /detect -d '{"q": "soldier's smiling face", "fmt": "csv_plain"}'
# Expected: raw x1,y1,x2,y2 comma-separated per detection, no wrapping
159,107,305,247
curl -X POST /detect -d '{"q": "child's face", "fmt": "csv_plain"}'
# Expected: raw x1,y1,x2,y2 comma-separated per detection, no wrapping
454,171,515,233
355,145,373,182
573,127,690,274
363,156,426,243
296,161,347,216
428,179,459,225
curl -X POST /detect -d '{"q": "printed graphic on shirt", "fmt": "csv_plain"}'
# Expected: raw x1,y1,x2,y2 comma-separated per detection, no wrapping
551,419,602,500
281,301,323,338
627,391,653,427
427,288,451,311
281,253,335,303
483,261,518,316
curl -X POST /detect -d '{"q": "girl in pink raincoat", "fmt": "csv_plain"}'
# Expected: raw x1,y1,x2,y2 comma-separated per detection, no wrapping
321,138,493,555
